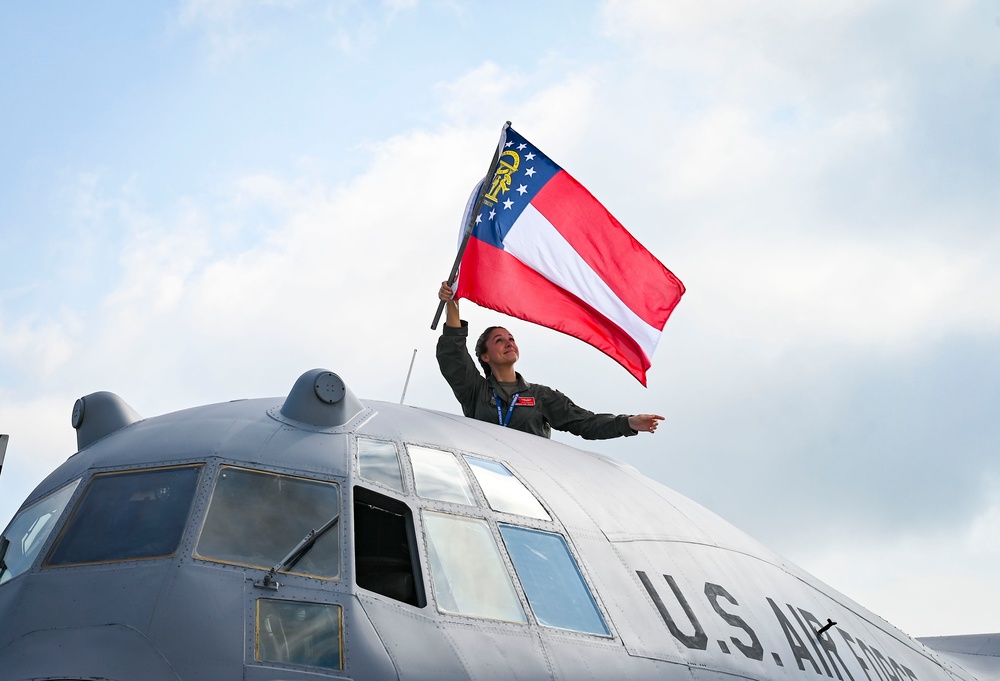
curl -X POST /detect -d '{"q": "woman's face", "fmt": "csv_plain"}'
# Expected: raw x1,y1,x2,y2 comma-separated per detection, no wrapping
479,327,519,368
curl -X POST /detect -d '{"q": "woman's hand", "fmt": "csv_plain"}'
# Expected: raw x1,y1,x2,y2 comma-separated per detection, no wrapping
628,414,664,433
438,281,461,327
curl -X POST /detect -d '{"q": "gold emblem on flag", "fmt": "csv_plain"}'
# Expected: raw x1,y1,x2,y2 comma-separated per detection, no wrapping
483,149,520,206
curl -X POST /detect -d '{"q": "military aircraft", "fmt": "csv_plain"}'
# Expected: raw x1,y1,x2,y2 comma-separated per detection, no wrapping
0,368,995,680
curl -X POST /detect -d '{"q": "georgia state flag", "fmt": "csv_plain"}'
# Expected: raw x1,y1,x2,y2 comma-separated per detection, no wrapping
455,126,685,386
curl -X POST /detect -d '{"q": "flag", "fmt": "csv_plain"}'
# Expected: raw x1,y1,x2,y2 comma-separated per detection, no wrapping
454,126,685,386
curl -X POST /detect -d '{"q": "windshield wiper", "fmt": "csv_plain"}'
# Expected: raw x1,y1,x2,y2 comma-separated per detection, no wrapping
255,514,339,590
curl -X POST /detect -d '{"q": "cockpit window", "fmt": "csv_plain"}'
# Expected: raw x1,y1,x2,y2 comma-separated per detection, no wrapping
408,446,475,506
422,511,526,622
46,466,200,567
257,599,343,671
1,480,80,584
196,467,341,580
354,486,424,606
464,456,550,520
499,525,609,636
357,438,404,493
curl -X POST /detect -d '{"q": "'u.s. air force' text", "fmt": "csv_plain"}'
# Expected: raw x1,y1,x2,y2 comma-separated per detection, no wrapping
638,571,921,681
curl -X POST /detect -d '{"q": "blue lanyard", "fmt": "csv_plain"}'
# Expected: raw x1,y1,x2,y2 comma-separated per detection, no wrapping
492,390,520,427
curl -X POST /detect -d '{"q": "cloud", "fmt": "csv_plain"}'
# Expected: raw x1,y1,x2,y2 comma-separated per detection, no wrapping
0,396,80,529
968,480,1000,555
179,0,258,24
436,62,522,126
600,0,984,93
687,234,1000,352
31,126,489,406
178,0,302,24
605,0,998,223
382,0,419,19
0,313,77,381
175,0,302,64
796,478,1000,636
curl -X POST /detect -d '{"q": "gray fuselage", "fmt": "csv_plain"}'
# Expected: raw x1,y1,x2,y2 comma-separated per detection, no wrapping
0,370,977,681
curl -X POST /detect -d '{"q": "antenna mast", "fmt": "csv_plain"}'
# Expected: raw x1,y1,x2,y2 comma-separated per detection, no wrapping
400,349,417,404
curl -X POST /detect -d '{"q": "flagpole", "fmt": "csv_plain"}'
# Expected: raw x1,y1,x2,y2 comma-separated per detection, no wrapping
430,121,511,330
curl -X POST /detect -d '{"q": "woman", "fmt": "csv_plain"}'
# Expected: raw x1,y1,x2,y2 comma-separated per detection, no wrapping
436,282,663,439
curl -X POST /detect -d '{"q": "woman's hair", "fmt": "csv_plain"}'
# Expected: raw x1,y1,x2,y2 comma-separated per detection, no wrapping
474,326,504,377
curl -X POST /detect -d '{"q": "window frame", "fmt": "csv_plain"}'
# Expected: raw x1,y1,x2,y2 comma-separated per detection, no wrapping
1,478,82,584
384,441,613,638
193,465,343,581
355,436,407,494
406,444,477,507
498,523,611,637
420,509,528,623
255,597,344,671
43,464,203,568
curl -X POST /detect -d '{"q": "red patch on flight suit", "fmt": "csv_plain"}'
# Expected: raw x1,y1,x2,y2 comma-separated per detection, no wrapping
515,397,535,406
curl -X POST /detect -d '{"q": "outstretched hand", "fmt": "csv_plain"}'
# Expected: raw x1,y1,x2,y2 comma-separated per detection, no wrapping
628,414,664,434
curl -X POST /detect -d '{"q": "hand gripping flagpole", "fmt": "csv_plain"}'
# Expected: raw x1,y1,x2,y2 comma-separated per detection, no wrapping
430,121,511,330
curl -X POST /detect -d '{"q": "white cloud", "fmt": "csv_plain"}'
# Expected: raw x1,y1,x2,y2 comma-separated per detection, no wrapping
796,483,1000,636
515,73,600,152
0,313,77,380
179,0,300,25
599,0,953,97
967,482,1000,555
175,0,297,64
686,234,1000,353
436,62,522,126
0,396,79,531
382,0,418,18
656,106,778,200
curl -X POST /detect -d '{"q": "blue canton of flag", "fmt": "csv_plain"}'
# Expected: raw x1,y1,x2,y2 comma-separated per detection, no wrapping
471,129,560,250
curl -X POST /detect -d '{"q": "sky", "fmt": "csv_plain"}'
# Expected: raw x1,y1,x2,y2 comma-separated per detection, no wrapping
1,0,998,638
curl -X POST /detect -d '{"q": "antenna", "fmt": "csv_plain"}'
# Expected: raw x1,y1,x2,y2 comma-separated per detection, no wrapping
400,349,417,405
0,434,7,479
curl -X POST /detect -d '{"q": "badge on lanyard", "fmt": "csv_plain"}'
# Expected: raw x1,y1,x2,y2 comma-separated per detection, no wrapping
492,390,520,427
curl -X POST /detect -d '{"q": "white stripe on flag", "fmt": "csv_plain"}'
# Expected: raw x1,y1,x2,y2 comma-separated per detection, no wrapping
502,203,661,358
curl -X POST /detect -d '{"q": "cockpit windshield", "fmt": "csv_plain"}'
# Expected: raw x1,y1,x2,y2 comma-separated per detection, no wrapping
409,445,475,505
499,525,610,636
423,511,526,622
1,480,80,584
388,442,608,635
196,466,341,580
46,466,200,566
464,456,550,520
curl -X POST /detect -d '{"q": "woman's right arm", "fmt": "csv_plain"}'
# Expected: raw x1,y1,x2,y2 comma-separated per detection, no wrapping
438,281,461,328
436,282,483,417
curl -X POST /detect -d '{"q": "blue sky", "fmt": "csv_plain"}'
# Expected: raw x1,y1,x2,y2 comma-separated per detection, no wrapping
1,0,998,637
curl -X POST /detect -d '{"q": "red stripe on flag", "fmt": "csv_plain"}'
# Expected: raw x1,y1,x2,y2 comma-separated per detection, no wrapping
530,171,685,331
456,236,651,385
